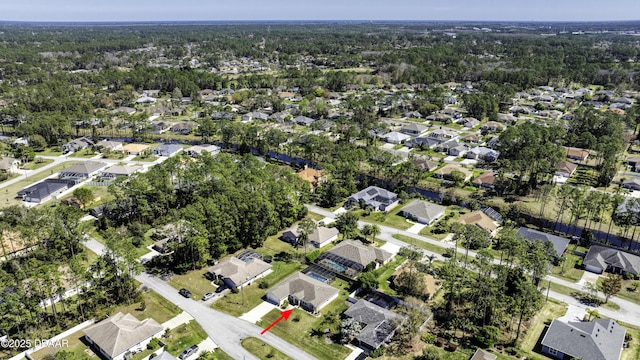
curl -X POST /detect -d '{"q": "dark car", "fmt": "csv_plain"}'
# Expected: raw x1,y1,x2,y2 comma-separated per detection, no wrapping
215,284,229,293
202,292,215,301
178,288,192,298
179,345,199,359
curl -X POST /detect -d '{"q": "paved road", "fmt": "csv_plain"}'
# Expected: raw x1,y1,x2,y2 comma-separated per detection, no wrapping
83,238,316,360
306,204,640,326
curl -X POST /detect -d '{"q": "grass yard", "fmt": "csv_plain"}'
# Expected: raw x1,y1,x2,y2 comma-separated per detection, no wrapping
69,149,99,158
419,206,469,240
29,328,92,360
199,349,235,360
256,280,352,360
112,288,181,323
212,260,304,316
0,161,74,207
357,205,413,230
519,299,567,359
548,281,620,311
373,255,406,295
306,211,326,221
393,234,448,255
168,269,216,301
36,148,63,156
241,337,293,360
550,249,586,283
21,158,54,170
620,321,640,360
132,154,158,162
597,277,640,305
164,321,209,357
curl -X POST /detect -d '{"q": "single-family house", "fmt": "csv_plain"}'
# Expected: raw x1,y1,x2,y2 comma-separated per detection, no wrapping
457,211,499,236
83,312,164,360
403,111,422,119
540,318,625,360
434,164,472,182
400,124,429,136
63,136,94,154
96,140,123,152
622,178,640,191
347,186,399,211
100,165,143,180
0,157,20,173
281,228,300,245
59,161,108,180
467,147,499,162
481,121,505,132
405,137,440,149
380,131,411,144
17,179,73,203
206,257,272,289
401,200,446,225
627,157,640,172
555,161,578,178
459,117,480,128
294,116,316,126
462,133,483,144
266,272,339,314
119,143,151,156
309,227,339,248
565,147,590,162
428,128,458,141
170,122,198,134
343,300,401,352
135,96,157,104
183,144,221,158
12,137,29,148
317,240,393,279
470,348,497,360
112,107,136,116
472,172,497,189
410,157,439,172
152,144,182,157
241,111,269,122
584,245,640,277
517,227,570,258
211,111,235,120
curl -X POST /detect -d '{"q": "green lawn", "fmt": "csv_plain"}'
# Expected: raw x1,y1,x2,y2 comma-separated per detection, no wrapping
0,161,75,207
306,211,326,221
374,255,406,295
132,154,159,162
69,149,99,158
164,321,209,357
199,349,235,360
597,276,640,305
393,234,448,255
548,281,620,311
113,289,182,323
256,280,352,360
21,158,54,170
212,260,304,316
36,148,63,156
242,337,293,360
419,206,469,240
519,299,568,360
29,328,91,360
550,249,585,283
620,321,640,360
168,269,216,301
357,205,413,230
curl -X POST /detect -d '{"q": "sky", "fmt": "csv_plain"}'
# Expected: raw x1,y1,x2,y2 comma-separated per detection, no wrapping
1,0,639,22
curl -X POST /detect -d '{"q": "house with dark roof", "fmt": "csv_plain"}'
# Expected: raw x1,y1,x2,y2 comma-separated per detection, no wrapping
405,137,440,149
584,245,640,277
517,227,570,258
206,257,272,289
59,161,108,180
401,200,446,225
411,156,438,172
622,177,640,191
540,318,625,360
83,312,164,360
266,272,339,314
294,116,316,126
318,240,393,279
170,122,198,134
17,179,73,203
347,186,398,211
63,136,94,154
343,300,401,352
152,144,182,157
400,123,429,136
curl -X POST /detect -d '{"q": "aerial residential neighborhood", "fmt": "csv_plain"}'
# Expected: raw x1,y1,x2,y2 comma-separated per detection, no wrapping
0,7,640,360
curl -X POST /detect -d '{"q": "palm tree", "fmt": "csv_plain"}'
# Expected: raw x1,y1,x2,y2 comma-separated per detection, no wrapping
369,224,381,244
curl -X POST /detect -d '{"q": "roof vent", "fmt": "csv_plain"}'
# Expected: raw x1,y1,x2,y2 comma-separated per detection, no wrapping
580,334,586,338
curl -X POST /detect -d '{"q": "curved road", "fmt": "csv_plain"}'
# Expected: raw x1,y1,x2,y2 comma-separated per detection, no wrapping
84,238,316,360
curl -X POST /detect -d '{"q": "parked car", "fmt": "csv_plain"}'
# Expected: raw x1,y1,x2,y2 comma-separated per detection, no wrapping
179,345,199,359
215,284,229,293
202,292,215,301
178,288,192,298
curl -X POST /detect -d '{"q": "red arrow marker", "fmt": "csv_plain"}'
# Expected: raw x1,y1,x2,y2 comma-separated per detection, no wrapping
261,309,293,335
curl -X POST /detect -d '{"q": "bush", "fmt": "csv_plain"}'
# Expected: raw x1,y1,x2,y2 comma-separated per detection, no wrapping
147,337,160,350
281,300,289,309
421,333,436,344
370,347,385,358
257,279,269,289
306,249,322,263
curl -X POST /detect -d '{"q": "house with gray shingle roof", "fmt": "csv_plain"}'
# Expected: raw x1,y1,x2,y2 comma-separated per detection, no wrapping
266,272,339,314
152,144,182,157
380,131,411,144
517,227,570,258
584,245,640,277
100,165,144,180
343,300,401,352
347,186,398,211
541,318,625,360
83,312,164,360
207,257,272,289
401,200,446,225
318,240,392,279
400,123,429,136
59,161,108,180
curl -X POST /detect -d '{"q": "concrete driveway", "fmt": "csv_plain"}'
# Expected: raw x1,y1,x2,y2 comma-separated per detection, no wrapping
240,301,279,323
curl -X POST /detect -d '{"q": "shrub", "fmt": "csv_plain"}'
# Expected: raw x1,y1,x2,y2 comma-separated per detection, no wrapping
147,337,160,350
421,333,436,344
281,300,289,309
306,249,322,263
370,347,385,358
258,279,269,289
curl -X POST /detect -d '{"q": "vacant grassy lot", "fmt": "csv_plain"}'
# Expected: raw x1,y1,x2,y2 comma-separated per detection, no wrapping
357,205,413,230
113,288,182,323
256,279,352,360
242,337,293,360
164,321,209,357
393,234,448,255
29,328,90,360
550,246,587,283
620,321,640,360
212,260,304,316
597,276,640,305
0,161,74,207
168,269,216,301
21,158,54,170
374,255,406,295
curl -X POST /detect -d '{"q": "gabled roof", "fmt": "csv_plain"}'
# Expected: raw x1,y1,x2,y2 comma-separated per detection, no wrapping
297,167,325,183
207,257,271,287
349,186,398,209
457,211,498,234
541,318,625,360
401,200,446,223
584,245,640,275
326,240,392,267
434,164,472,179
267,272,338,308
83,312,164,359
472,172,496,187
154,144,182,154
0,157,19,170
517,227,570,258
411,157,438,171
556,160,578,176
344,300,399,349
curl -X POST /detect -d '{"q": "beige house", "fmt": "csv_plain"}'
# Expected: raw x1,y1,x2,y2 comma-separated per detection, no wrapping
457,211,500,236
83,312,164,360
207,257,272,289
0,157,20,173
119,143,151,155
266,272,339,314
